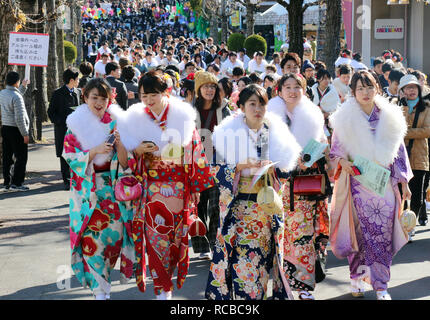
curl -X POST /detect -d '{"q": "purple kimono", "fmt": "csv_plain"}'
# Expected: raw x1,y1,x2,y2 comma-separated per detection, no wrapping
329,106,413,291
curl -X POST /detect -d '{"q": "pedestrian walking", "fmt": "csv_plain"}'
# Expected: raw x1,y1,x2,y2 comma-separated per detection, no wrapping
62,78,135,300
268,73,330,300
398,74,430,227
329,70,412,300
112,71,215,300
48,68,81,190
205,84,302,300
191,71,231,260
0,71,30,191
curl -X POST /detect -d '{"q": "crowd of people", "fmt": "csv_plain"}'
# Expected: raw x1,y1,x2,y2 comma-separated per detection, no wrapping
1,0,430,302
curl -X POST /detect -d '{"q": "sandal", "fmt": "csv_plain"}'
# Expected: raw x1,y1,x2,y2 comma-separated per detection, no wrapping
376,290,392,300
350,278,365,298
298,290,315,300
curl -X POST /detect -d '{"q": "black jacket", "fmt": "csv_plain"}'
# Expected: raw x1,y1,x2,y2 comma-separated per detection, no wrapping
105,76,128,110
48,85,80,157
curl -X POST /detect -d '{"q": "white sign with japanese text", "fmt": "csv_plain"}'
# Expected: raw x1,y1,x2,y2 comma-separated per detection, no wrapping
374,19,404,40
8,32,50,67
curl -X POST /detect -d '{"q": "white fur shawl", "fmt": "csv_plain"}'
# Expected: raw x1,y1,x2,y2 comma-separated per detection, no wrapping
212,111,302,171
110,96,197,152
66,103,118,165
311,83,341,113
329,95,407,167
267,95,325,148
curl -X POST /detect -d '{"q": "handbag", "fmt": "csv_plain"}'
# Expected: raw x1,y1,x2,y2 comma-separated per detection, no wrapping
114,161,143,202
257,173,283,215
293,174,326,196
188,213,207,237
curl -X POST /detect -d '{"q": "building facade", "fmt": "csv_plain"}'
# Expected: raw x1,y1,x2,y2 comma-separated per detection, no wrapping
349,0,429,74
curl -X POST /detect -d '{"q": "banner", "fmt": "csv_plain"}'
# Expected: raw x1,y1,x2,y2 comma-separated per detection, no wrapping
342,0,353,50
230,11,240,27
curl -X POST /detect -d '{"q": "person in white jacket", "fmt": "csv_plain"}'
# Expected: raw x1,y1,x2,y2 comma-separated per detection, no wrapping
311,69,341,139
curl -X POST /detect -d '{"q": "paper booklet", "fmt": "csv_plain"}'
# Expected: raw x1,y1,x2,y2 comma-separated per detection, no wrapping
302,139,328,168
353,155,391,197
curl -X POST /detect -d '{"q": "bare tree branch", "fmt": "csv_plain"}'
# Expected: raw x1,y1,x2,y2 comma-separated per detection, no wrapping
302,0,323,13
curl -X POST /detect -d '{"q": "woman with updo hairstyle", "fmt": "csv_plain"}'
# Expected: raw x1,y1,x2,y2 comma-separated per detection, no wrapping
329,70,412,300
63,78,135,300
112,70,215,300
218,77,236,111
267,73,330,300
205,84,301,300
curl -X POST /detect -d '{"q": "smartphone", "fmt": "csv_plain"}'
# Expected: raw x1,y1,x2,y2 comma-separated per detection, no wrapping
351,166,361,176
142,140,156,148
106,133,116,145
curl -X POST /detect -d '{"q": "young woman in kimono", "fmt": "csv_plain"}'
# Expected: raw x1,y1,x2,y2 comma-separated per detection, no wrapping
329,70,412,300
63,78,135,300
205,84,302,300
267,73,330,300
113,71,215,300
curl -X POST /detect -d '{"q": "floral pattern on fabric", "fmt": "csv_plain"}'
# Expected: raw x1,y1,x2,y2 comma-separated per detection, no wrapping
129,128,215,295
205,169,288,300
329,105,413,291
63,116,135,294
280,180,329,292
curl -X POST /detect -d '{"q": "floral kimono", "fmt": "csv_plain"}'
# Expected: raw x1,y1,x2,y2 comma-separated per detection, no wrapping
63,104,135,297
268,95,330,292
205,111,302,300
329,95,412,291
113,97,215,295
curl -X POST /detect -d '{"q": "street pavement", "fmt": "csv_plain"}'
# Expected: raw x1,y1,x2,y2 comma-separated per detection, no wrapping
0,123,429,300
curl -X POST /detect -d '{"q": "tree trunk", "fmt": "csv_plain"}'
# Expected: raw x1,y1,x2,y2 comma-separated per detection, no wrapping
245,3,255,37
74,4,83,66
322,0,342,76
56,9,65,81
209,14,219,44
287,0,305,60
47,0,59,99
34,0,48,141
19,0,39,144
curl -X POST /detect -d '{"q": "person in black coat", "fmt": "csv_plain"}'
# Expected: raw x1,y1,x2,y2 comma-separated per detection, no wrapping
47,68,80,190
105,61,129,111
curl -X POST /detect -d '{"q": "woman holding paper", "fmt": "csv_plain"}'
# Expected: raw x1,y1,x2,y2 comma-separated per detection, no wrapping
329,70,413,300
267,73,330,300
205,84,302,300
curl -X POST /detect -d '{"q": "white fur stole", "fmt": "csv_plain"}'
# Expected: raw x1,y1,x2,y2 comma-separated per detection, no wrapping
329,95,407,167
110,96,197,152
66,103,118,165
212,111,302,171
267,95,325,148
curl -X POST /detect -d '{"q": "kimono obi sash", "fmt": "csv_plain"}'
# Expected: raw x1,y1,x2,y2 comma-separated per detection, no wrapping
146,159,186,183
238,176,264,195
94,161,111,173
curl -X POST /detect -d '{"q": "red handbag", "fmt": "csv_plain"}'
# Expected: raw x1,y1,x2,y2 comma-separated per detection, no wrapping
293,174,326,196
188,214,207,237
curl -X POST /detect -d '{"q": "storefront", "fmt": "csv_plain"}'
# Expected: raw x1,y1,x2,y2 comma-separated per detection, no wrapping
346,0,429,74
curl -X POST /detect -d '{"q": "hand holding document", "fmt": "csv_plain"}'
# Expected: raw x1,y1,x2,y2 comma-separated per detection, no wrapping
250,161,279,189
302,139,328,168
353,155,391,197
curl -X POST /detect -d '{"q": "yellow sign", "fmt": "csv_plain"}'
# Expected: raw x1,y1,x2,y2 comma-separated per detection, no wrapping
231,11,240,27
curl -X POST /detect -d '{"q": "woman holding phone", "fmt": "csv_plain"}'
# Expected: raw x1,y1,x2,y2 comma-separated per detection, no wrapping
63,78,135,300
113,71,215,300
329,70,412,300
